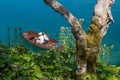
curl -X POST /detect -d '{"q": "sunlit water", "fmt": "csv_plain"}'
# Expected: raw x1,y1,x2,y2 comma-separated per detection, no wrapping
0,0,120,65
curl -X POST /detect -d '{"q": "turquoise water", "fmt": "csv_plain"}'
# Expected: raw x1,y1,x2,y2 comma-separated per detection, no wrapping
0,0,120,65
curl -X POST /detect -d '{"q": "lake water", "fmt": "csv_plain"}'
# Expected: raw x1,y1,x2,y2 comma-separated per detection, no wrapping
0,0,120,65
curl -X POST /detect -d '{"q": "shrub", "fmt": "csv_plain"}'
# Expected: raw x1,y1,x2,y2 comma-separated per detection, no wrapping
0,26,120,80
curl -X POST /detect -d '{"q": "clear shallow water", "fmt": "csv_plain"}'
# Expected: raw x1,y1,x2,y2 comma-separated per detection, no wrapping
0,0,120,65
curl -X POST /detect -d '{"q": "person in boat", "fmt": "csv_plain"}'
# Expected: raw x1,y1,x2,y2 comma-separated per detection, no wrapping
42,31,49,43
36,32,45,44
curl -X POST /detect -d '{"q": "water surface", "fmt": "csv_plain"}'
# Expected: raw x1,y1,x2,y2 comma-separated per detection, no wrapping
0,0,120,65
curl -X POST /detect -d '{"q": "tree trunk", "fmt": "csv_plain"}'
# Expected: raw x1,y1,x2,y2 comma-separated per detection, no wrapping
43,0,115,79
87,0,114,74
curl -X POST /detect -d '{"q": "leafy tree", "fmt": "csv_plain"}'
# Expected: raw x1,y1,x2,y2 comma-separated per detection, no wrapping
43,0,115,79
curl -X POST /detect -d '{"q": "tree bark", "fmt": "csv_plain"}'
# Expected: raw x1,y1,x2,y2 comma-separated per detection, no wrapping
43,0,114,79
87,0,114,73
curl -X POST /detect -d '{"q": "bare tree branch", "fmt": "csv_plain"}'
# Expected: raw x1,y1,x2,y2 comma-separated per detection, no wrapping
44,0,87,42
44,0,88,79
91,0,115,37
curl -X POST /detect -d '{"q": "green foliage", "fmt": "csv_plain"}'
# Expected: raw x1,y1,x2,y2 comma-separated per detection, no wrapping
80,62,120,80
99,44,114,63
59,26,76,50
34,49,76,80
0,27,76,80
81,74,97,80
0,44,43,80
97,60,120,80
0,26,120,80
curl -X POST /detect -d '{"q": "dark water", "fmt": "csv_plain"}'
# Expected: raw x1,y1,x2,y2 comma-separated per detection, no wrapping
0,0,120,65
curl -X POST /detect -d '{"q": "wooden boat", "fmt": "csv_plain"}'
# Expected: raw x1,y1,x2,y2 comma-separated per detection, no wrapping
22,30,60,49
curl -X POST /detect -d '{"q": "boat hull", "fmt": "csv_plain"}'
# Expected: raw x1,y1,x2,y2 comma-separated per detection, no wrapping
22,31,58,49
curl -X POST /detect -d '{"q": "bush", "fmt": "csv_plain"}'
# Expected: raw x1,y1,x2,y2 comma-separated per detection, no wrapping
0,44,43,80
0,27,120,80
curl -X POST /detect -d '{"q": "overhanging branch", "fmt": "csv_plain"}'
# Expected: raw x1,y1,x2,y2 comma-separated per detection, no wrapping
43,0,87,44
